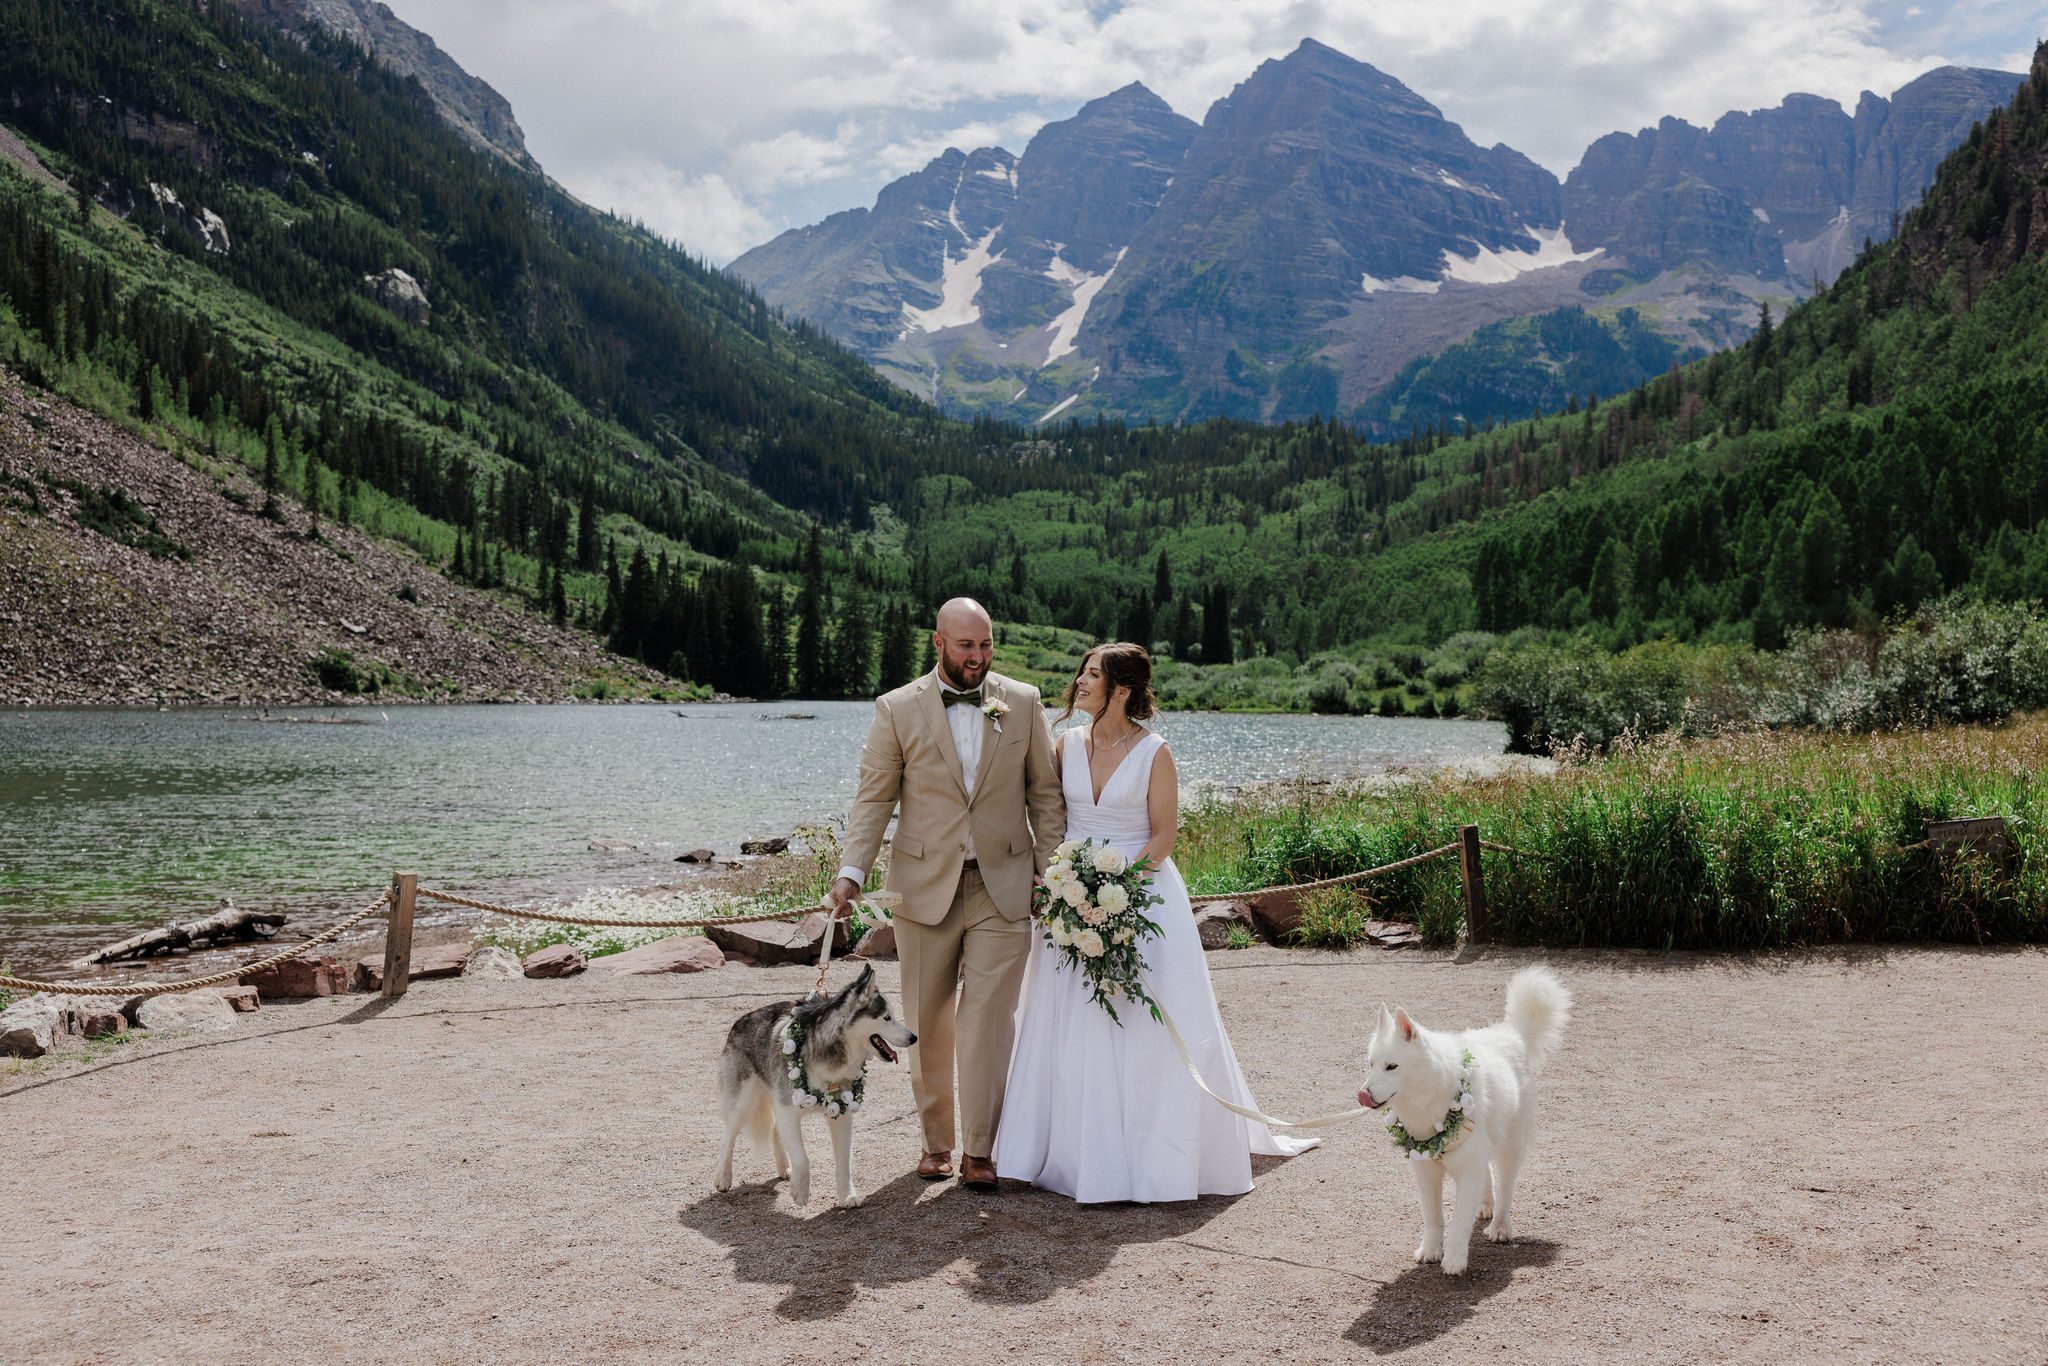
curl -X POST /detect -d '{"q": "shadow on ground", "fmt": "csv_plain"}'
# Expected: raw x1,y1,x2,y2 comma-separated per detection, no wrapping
1345,1237,1560,1354
680,1172,1241,1320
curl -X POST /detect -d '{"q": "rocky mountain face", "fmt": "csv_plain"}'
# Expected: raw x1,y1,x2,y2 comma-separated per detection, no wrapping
227,0,538,172
731,40,2022,426
1567,66,2026,286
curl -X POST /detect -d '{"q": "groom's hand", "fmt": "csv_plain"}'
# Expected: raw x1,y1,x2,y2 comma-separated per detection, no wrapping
825,877,861,919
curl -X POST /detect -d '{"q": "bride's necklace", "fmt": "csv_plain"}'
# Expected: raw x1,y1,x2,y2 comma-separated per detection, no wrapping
1088,720,1142,757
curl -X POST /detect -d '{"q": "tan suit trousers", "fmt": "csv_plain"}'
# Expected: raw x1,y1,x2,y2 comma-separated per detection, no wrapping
896,866,1031,1158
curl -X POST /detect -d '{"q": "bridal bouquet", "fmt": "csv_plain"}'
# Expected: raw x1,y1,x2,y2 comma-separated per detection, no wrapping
1034,838,1165,1025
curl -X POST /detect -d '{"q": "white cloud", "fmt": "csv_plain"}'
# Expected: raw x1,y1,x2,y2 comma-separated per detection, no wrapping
560,159,774,264
380,0,2036,263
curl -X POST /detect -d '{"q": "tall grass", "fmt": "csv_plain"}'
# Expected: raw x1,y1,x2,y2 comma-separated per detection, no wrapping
1179,716,2048,950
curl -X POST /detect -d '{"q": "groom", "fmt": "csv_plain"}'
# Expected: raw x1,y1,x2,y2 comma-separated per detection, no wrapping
826,597,1065,1188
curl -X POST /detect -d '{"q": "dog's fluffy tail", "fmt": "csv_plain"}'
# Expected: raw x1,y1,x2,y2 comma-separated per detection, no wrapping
1505,966,1572,1073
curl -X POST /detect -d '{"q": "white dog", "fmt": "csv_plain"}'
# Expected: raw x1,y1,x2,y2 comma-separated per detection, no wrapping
1358,966,1572,1275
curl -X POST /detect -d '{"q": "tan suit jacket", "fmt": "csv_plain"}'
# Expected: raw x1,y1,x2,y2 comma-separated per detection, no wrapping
842,668,1065,925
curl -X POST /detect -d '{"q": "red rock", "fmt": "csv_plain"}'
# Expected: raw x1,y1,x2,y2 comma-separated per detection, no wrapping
597,935,726,975
705,912,848,966
851,920,897,960
1245,890,1303,943
1365,920,1423,948
240,955,349,998
1193,901,1258,950
67,1000,130,1036
350,934,476,992
522,944,588,979
215,984,262,1012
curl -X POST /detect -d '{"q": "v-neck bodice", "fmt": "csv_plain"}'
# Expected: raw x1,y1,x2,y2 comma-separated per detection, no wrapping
1061,726,1162,847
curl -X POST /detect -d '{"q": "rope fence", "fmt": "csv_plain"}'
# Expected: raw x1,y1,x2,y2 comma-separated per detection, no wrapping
6,817,1997,1002
0,890,394,998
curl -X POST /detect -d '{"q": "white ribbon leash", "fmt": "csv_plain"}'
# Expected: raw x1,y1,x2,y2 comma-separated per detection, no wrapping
1153,1003,1376,1131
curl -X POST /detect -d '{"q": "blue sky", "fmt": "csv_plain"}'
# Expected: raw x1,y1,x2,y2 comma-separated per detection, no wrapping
383,0,2041,264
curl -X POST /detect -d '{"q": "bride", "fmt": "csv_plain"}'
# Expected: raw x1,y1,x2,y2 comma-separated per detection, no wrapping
994,642,1318,1202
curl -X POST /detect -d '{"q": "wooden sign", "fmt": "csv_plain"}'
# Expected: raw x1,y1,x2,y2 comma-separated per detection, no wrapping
1925,817,2013,862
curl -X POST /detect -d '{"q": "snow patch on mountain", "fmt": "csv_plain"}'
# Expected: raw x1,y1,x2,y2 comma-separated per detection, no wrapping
1038,394,1080,424
1360,271,1442,295
1440,224,1601,285
1434,168,1501,200
1041,246,1126,366
902,228,1003,334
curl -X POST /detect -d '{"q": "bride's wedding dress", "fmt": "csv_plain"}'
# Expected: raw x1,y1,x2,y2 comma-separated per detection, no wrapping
994,727,1317,1203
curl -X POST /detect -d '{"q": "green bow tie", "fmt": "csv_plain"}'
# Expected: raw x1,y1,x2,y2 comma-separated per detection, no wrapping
942,687,983,708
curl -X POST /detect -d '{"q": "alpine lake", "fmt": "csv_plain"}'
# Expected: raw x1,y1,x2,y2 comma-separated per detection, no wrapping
0,704,1508,974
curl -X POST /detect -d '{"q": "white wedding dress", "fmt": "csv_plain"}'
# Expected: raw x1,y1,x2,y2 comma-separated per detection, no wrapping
994,727,1318,1203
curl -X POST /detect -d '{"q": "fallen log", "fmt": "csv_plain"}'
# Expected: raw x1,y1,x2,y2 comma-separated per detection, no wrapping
81,899,288,964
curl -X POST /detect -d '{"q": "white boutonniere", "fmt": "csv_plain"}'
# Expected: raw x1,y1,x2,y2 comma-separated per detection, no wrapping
982,697,1010,732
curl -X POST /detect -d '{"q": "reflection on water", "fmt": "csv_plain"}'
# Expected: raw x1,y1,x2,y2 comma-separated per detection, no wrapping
0,703,1504,972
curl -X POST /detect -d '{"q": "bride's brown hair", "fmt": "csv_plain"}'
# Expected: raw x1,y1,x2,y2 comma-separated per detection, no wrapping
1057,642,1157,725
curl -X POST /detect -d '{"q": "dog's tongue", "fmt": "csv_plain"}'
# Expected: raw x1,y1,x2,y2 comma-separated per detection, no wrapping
1357,1089,1378,1109
871,1034,898,1063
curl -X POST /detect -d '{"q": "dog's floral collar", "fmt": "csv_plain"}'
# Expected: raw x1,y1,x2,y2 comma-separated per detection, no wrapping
982,697,1009,732
780,1015,864,1117
1386,1049,1475,1160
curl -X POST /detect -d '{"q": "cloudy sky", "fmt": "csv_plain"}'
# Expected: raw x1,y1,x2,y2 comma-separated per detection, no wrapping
381,0,2041,265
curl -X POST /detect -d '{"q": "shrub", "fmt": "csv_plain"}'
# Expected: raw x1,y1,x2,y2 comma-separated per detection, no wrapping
1288,885,1376,948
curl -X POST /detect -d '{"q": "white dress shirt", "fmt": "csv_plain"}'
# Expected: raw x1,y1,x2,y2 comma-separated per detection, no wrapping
838,672,983,888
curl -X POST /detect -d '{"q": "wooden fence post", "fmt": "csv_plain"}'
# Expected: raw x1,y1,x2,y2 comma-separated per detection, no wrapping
383,871,418,999
1458,825,1487,945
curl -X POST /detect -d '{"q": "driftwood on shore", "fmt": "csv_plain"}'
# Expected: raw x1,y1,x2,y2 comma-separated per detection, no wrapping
81,899,288,965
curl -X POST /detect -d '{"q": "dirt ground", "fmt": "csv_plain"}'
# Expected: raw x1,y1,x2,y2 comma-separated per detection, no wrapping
3,944,2045,1364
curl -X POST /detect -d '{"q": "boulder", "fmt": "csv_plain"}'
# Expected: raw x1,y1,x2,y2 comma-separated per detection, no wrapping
850,920,897,960
0,996,63,1057
522,944,588,979
215,985,262,1012
740,836,790,855
674,849,717,864
64,998,130,1037
597,935,726,975
350,934,476,992
1245,890,1304,943
461,946,524,980
1365,920,1423,948
133,991,236,1034
1193,901,1258,950
362,267,430,326
241,954,349,999
705,912,848,967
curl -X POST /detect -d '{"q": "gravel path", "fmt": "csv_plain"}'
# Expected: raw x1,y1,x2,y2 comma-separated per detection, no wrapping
3,945,2044,1364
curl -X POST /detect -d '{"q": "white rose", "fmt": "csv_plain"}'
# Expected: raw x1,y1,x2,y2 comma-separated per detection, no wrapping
781,1037,797,1055
1049,923,1072,947
848,1099,862,1113
1113,927,1134,945
1458,1093,1474,1110
1075,929,1105,958
1060,880,1087,907
824,1101,841,1117
1092,847,1127,875
1096,883,1129,914
797,1092,817,1109
1054,840,1080,861
787,1066,801,1081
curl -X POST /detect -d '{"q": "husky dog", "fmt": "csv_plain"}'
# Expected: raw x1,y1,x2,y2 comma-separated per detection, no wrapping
714,964,916,1209
1358,966,1572,1275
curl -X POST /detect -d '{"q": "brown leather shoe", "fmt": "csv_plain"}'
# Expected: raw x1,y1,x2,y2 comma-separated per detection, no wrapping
960,1154,998,1188
916,1150,954,1180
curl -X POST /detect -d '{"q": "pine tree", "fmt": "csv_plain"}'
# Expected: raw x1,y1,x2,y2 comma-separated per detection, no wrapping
261,417,282,520
551,566,568,625
795,525,827,697
1202,583,1234,665
834,586,873,699
878,601,914,690
1153,548,1172,606
133,356,154,422
764,585,792,698
575,471,601,572
303,452,321,535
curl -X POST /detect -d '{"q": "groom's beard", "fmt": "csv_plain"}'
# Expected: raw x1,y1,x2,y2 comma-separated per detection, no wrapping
938,657,987,690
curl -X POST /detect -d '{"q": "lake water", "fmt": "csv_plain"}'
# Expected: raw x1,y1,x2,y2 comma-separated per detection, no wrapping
0,704,1506,974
